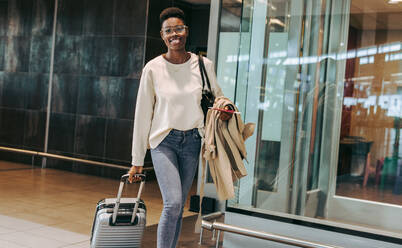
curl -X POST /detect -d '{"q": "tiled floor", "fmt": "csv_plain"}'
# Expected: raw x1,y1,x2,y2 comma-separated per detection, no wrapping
0,160,201,248
0,215,89,247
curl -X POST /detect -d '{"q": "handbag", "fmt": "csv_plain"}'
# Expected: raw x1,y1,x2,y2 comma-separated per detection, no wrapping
198,54,215,122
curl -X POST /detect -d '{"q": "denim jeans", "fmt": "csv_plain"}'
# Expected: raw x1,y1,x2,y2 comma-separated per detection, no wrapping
151,128,201,248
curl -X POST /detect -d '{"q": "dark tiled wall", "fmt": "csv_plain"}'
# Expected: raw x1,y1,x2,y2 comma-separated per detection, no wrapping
0,0,53,160
0,0,147,177
0,0,210,178
49,0,147,174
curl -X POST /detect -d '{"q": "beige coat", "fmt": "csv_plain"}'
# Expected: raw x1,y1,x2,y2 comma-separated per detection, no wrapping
195,96,255,233
203,96,255,200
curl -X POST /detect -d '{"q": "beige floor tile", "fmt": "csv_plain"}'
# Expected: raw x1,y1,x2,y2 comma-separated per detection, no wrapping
0,215,44,231
6,212,64,226
0,226,15,235
59,240,90,248
27,226,89,244
50,222,93,236
0,239,30,248
0,231,67,248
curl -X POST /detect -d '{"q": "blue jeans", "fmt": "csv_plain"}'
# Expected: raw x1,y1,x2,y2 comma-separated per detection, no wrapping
151,128,201,248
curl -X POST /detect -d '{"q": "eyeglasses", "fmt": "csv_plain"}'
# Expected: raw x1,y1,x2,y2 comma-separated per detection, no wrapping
161,25,187,35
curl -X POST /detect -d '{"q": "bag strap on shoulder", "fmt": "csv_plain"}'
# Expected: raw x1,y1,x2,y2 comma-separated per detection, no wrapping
198,54,212,91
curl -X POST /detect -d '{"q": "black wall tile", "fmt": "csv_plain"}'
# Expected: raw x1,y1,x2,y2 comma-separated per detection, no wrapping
114,0,146,36
26,73,49,110
32,0,55,35
107,77,138,119
0,1,8,36
5,36,31,72
23,110,46,149
54,35,82,73
72,157,106,177
103,158,131,167
187,7,210,49
0,72,3,102
76,76,108,116
48,112,76,153
56,0,84,35
0,108,25,146
83,0,114,36
7,0,33,36
105,118,132,162
46,153,74,171
0,36,5,70
144,150,152,164
81,37,112,76
1,72,27,108
29,35,52,73
110,37,144,78
74,115,106,157
51,74,78,114
145,37,165,63
0,150,33,164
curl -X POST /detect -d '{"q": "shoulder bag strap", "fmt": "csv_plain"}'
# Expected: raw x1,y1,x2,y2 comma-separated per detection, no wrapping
198,54,212,91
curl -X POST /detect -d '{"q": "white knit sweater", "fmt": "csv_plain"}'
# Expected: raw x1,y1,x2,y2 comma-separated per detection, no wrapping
131,53,223,166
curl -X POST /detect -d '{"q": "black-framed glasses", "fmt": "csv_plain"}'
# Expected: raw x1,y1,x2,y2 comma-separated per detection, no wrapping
161,25,187,35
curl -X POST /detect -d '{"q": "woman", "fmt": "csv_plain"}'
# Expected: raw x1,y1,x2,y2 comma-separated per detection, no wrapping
127,7,224,248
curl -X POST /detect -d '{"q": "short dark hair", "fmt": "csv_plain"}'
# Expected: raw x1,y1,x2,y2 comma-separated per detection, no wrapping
159,7,186,27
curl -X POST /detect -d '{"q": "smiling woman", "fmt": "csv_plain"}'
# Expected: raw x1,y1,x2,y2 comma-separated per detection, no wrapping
159,8,190,64
128,6,224,248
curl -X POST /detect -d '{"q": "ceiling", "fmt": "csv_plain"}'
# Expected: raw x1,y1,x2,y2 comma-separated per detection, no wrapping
180,0,211,5
181,0,402,10
180,0,241,5
180,0,402,30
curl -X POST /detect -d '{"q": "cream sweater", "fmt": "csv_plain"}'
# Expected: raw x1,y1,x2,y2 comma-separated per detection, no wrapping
131,53,223,166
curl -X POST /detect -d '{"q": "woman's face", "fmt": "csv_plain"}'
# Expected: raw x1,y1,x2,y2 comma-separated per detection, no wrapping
160,17,188,52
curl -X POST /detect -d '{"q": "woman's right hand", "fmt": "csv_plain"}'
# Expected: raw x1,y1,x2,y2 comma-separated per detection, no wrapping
128,165,143,183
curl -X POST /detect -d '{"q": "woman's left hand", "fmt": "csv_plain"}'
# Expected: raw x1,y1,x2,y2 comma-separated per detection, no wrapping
219,105,233,121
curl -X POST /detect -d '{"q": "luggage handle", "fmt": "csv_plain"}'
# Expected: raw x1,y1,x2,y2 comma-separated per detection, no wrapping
112,173,146,225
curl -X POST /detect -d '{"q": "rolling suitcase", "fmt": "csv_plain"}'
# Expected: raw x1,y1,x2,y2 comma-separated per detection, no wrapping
91,173,146,248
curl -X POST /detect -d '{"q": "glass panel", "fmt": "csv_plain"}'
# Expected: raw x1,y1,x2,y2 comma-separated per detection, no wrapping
336,1,402,205
216,0,243,101
209,0,243,184
255,1,290,193
223,0,402,236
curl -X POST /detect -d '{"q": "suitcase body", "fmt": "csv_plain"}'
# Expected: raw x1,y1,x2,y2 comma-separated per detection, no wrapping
91,174,146,248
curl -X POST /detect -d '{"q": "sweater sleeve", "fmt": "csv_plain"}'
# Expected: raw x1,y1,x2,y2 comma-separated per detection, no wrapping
204,59,224,98
131,66,155,166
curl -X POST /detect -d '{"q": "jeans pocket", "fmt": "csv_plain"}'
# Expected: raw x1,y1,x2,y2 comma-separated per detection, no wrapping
193,131,201,140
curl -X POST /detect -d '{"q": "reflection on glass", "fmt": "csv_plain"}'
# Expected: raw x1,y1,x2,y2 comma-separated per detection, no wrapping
337,27,402,204
255,0,290,193
223,0,402,236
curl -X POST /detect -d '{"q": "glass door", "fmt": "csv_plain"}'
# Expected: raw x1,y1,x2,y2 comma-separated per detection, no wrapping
224,0,402,236
228,0,295,212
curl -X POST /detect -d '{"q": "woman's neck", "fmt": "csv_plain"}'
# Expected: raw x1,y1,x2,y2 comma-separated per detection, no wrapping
164,50,190,64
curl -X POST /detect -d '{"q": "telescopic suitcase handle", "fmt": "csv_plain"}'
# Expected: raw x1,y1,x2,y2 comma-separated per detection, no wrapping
112,173,146,225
